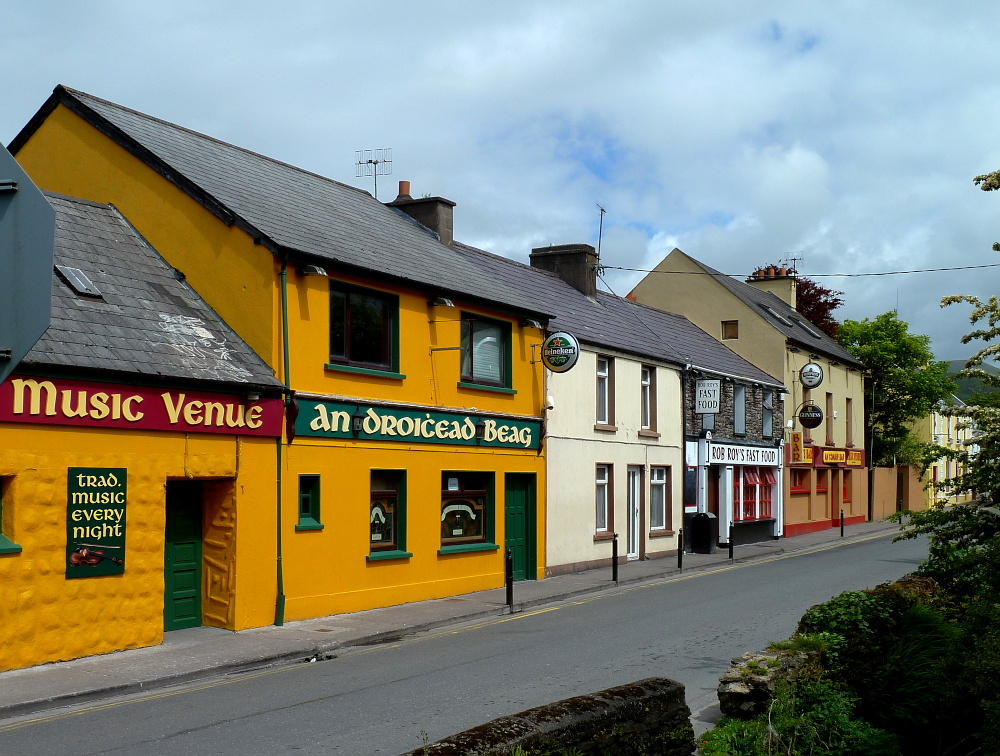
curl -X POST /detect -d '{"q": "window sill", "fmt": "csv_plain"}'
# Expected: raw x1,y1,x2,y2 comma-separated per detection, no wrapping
326,363,405,380
593,531,615,542
367,549,413,562
0,535,22,554
438,542,500,555
295,519,324,532
594,423,618,433
457,382,516,395
648,529,675,538
637,429,660,439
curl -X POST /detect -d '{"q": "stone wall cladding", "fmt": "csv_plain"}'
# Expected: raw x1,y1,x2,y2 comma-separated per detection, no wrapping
685,380,784,442
399,677,696,756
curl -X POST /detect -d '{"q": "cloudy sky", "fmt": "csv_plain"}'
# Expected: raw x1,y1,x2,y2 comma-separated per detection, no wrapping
5,1,1000,360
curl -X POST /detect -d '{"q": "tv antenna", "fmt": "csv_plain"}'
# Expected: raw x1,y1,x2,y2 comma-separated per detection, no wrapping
596,203,606,261
355,149,392,200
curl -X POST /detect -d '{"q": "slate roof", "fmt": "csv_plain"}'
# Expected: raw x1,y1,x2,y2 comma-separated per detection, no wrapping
451,242,783,387
20,192,283,391
686,256,862,366
11,86,549,319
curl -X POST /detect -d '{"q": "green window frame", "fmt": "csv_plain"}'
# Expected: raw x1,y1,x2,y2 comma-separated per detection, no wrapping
368,470,412,561
458,314,514,393
439,471,498,554
327,281,403,379
0,478,21,554
296,474,323,531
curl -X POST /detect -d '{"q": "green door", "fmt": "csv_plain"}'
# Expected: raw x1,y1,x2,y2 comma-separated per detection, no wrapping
504,474,536,581
164,481,203,631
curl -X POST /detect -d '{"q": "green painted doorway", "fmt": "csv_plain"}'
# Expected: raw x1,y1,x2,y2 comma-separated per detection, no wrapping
164,481,203,631
504,473,536,581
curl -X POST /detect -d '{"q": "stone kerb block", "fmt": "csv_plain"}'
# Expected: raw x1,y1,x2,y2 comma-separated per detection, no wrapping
398,677,695,755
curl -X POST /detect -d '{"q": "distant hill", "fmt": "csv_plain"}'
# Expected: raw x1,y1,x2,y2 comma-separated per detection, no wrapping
948,360,1000,402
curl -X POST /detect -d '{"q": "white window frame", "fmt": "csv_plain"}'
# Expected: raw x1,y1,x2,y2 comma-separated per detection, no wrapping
596,357,610,425
596,464,609,532
650,466,668,530
640,366,652,430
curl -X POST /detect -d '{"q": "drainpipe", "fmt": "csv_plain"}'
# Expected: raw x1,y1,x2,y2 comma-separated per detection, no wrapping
274,257,292,626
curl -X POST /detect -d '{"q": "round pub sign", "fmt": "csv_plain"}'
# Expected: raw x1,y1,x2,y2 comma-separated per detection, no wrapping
800,362,824,388
798,403,824,429
540,331,580,373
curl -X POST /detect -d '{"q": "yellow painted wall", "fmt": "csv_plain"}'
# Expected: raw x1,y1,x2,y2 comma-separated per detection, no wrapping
13,105,280,368
0,423,276,672
280,439,545,618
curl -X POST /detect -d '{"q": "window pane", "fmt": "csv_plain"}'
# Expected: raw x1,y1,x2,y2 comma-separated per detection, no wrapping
329,289,346,359
349,291,388,366
596,465,608,531
441,472,488,545
472,322,502,383
596,358,609,424
371,470,400,551
734,385,746,435
763,390,773,437
650,466,666,529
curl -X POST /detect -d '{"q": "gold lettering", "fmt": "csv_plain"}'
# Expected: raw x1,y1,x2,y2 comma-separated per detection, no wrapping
461,417,476,440
329,410,349,433
224,403,246,428
483,419,498,443
381,414,398,436
396,416,414,436
309,405,330,432
435,420,450,439
183,400,204,425
203,402,227,427
60,390,89,418
161,393,184,423
89,392,111,420
122,395,143,421
363,407,380,434
11,379,58,416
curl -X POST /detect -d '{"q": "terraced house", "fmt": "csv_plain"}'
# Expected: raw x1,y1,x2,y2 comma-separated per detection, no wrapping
0,189,285,671
11,86,551,636
629,248,868,536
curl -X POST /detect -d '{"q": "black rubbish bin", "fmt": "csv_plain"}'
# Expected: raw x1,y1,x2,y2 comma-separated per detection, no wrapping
690,512,718,554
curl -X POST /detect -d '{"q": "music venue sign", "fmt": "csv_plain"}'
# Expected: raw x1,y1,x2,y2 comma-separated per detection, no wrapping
0,376,282,436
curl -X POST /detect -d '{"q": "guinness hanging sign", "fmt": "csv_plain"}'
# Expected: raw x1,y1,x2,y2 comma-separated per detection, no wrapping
798,402,824,429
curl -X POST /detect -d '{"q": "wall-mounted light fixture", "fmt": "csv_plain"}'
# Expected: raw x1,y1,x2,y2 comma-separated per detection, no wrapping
809,353,822,359
787,346,801,353
300,264,328,276
475,418,487,442
521,318,543,329
246,391,261,403
352,406,366,435
431,296,455,307
829,361,841,367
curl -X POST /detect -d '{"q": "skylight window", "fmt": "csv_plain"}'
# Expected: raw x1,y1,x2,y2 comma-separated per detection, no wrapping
792,317,823,339
758,303,793,327
55,265,102,298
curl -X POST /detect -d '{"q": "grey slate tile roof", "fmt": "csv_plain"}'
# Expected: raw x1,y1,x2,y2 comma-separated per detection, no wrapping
451,242,783,387
20,193,283,390
16,86,549,319
689,256,863,367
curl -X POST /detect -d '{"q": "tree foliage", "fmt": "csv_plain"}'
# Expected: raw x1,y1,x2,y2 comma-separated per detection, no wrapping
937,293,1000,504
836,312,954,467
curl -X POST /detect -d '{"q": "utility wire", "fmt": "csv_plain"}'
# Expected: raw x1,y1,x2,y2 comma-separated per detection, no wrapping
601,262,1000,278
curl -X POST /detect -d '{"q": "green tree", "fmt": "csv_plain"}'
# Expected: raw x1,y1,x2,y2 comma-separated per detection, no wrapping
938,294,1000,505
837,312,954,467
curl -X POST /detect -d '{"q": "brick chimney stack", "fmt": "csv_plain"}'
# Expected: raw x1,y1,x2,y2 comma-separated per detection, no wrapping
387,181,455,247
746,265,797,309
529,244,598,298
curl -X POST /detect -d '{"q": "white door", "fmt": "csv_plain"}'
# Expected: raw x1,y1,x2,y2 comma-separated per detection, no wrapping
627,466,641,560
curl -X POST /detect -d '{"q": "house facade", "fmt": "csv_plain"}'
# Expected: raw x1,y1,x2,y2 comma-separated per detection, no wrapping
11,86,550,631
0,192,285,672
629,248,867,536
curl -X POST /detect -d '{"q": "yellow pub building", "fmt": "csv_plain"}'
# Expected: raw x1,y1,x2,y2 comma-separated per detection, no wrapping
5,86,549,669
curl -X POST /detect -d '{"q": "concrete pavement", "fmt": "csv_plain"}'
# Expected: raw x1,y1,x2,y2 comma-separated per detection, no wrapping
0,519,902,722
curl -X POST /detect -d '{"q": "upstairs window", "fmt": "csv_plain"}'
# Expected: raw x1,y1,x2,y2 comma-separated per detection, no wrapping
640,366,657,432
460,315,509,388
762,390,774,437
722,320,739,340
596,356,616,427
329,282,397,372
734,384,747,436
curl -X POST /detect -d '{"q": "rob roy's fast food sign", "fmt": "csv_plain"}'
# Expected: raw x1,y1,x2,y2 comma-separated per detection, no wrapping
0,376,282,436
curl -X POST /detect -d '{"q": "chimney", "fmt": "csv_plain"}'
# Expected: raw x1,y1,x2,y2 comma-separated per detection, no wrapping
746,267,797,309
530,243,598,298
387,181,456,247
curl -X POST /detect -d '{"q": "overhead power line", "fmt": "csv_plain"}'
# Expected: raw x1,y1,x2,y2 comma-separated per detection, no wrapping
601,262,1000,278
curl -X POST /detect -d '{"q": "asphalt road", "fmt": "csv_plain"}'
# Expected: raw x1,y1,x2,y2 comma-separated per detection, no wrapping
0,532,927,755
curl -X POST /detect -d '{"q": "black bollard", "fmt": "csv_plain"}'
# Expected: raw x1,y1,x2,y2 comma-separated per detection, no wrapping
505,548,514,613
612,533,619,583
728,522,735,561
840,509,845,537
677,528,684,570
